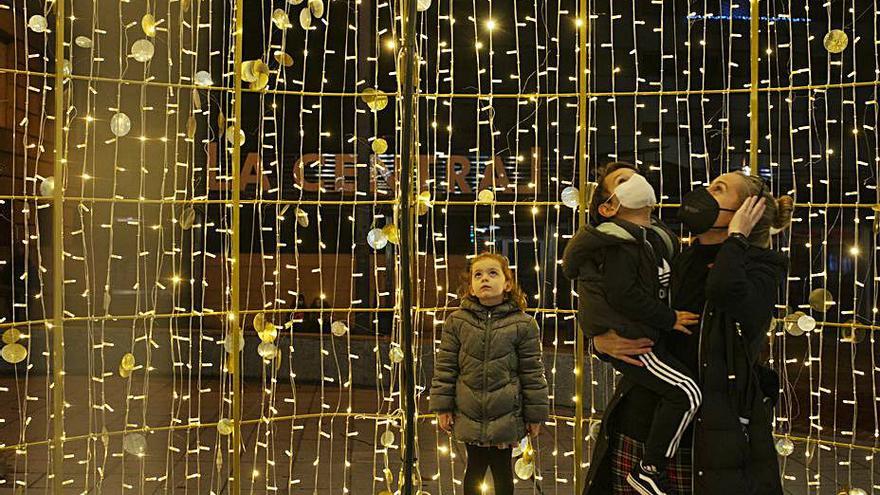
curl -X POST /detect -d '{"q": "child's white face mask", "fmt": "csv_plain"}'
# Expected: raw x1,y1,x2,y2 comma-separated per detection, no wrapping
608,173,657,210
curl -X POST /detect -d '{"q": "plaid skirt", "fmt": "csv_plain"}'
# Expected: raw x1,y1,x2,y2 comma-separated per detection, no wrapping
610,433,693,494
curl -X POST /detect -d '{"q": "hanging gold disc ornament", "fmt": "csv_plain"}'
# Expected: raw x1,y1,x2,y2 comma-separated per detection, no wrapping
226,127,245,147
186,115,197,139
192,90,202,112
808,288,835,312
783,311,807,336
130,39,155,63
417,0,431,11
122,433,147,456
380,430,395,448
514,457,535,480
253,312,267,333
110,113,132,137
241,60,270,91
299,8,312,29
271,8,292,29
257,342,277,361
361,88,389,112
823,29,849,54
371,138,388,154
295,208,309,227
515,437,536,479
273,348,282,371
119,353,136,379
274,50,294,67
28,15,48,33
841,320,866,344
389,346,404,364
382,223,400,244
223,330,245,353
2,328,20,345
217,418,234,436
477,189,495,203
1,343,27,364
179,207,196,230
40,176,55,197
797,314,817,333
417,191,432,216
258,322,278,343
512,436,529,456
141,13,158,37
588,420,602,441
367,228,388,250
75,36,93,48
330,320,348,337
308,0,325,18
561,186,580,209
775,437,794,456
194,71,214,87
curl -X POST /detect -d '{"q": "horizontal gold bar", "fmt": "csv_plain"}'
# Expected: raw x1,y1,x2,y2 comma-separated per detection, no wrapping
2,66,880,99
0,194,876,210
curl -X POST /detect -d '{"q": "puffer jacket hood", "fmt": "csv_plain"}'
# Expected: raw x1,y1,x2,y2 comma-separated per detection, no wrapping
430,297,550,446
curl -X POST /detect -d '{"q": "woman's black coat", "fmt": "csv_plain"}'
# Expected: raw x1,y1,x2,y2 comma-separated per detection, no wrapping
584,238,787,495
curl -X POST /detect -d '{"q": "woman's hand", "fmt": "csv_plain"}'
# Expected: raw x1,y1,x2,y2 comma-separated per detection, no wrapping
438,412,454,433
728,195,767,238
592,329,653,367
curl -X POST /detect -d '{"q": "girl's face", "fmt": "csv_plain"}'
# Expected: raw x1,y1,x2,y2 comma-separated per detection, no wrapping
470,258,511,306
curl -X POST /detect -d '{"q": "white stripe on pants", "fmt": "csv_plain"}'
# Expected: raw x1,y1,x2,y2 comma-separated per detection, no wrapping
639,351,703,457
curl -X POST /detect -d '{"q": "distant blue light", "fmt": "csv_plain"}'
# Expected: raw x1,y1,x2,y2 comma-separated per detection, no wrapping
687,14,809,23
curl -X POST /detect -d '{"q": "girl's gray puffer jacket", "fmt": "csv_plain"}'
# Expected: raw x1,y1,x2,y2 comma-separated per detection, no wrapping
430,296,550,446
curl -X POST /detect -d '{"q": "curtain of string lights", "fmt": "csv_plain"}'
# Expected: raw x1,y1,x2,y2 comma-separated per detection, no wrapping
0,0,879,493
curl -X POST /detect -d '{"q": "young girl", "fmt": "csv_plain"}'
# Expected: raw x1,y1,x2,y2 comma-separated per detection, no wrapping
430,252,550,495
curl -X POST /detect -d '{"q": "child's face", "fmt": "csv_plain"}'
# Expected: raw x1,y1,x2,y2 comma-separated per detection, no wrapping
470,258,511,305
597,167,636,218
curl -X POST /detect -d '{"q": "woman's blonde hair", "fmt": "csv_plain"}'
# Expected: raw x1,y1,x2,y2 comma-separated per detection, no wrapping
738,174,794,248
457,252,528,310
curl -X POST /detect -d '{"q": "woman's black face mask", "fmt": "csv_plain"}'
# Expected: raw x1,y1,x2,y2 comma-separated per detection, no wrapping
677,187,738,235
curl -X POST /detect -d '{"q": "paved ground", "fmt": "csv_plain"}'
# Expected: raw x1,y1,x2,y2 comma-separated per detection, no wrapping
0,375,873,494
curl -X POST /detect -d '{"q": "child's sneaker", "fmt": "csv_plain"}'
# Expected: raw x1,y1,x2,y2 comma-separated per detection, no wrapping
626,461,669,495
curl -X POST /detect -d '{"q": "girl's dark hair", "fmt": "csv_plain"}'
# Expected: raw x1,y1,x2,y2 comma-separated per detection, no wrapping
457,252,528,310
588,161,639,224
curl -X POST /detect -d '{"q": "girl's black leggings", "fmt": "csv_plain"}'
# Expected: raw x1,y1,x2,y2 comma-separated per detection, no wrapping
463,444,514,495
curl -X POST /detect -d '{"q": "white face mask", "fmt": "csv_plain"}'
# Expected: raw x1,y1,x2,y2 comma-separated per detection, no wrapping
609,173,657,209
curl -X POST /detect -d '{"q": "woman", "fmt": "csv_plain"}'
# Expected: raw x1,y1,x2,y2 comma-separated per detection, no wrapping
583,172,793,494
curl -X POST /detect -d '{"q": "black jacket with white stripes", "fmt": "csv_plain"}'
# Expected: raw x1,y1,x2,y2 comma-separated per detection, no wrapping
584,238,788,495
562,217,679,342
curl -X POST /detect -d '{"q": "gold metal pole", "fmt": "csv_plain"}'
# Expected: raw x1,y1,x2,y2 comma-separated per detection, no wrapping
574,0,589,492
398,0,419,491
230,0,244,491
749,0,759,175
50,0,67,490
